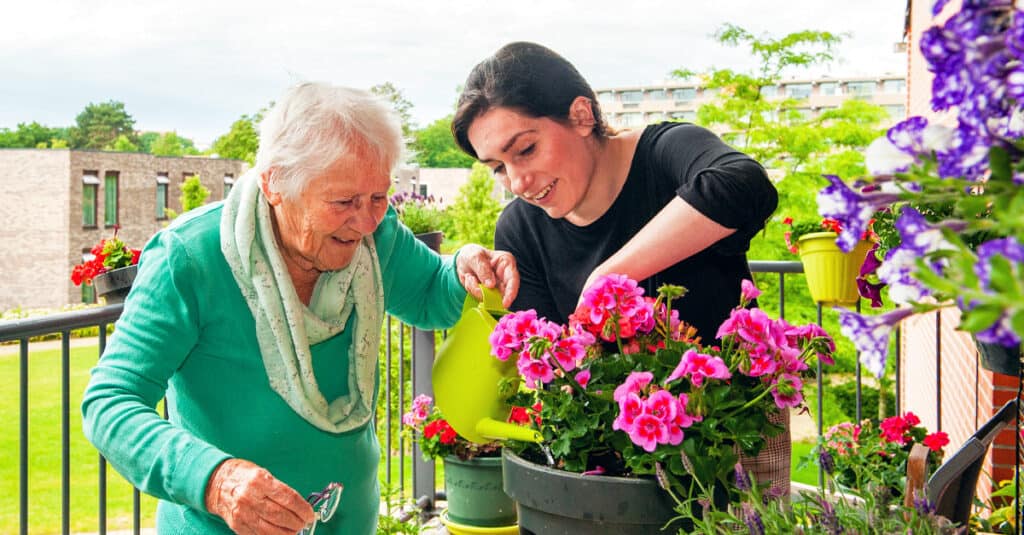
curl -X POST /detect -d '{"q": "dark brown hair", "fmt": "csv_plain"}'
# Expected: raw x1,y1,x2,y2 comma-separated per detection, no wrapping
452,42,611,158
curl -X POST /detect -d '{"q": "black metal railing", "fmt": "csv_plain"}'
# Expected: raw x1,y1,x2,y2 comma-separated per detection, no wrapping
0,261,956,533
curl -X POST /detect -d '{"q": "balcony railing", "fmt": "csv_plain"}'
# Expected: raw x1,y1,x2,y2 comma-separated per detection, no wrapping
0,261,1009,534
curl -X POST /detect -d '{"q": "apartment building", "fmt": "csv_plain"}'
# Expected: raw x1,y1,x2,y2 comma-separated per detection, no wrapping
597,74,907,129
0,149,248,309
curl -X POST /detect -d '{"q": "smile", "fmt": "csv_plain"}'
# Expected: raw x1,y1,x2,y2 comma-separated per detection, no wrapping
527,179,557,201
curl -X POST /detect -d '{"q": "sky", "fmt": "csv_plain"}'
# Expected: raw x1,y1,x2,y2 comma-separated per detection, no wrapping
0,0,909,149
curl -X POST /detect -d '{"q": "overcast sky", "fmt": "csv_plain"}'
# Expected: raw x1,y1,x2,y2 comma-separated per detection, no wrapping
1,0,908,149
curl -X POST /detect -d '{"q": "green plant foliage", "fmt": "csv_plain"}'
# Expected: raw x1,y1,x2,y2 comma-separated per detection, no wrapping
371,82,417,140
447,163,501,248
210,115,260,164
0,121,70,148
410,115,475,168
70,100,137,150
830,380,895,422
110,134,139,152
149,131,200,157
165,175,210,219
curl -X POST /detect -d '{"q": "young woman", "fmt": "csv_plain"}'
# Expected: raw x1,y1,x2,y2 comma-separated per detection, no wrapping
453,42,788,495
453,41,778,341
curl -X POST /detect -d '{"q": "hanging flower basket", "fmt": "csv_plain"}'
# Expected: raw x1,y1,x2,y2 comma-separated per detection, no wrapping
797,232,872,307
92,264,138,304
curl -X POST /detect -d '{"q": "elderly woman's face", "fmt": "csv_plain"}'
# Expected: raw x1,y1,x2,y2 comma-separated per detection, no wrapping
266,147,391,275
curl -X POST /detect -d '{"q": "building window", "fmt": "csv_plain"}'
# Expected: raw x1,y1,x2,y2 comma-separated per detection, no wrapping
646,89,667,101
672,88,696,103
82,172,99,227
646,112,666,123
103,171,119,227
80,251,97,303
224,174,235,197
620,91,643,103
156,173,169,220
885,104,907,119
701,87,719,99
819,82,840,95
846,81,876,98
418,183,428,196
620,113,643,127
597,91,614,104
760,85,778,97
670,110,696,121
785,83,812,99
883,79,906,94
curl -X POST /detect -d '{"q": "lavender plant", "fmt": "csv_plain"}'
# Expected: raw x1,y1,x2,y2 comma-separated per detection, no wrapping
817,0,1024,377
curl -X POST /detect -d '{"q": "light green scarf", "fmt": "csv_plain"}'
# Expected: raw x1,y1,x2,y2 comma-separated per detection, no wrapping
220,172,383,433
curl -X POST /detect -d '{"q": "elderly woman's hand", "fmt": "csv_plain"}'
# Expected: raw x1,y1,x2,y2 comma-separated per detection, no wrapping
456,244,519,308
205,458,316,535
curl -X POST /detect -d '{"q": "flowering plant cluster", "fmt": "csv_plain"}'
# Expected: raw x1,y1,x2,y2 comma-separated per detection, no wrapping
781,216,877,254
70,229,141,286
401,394,535,461
389,191,446,235
819,411,949,495
489,274,836,515
689,455,960,534
819,1,1024,376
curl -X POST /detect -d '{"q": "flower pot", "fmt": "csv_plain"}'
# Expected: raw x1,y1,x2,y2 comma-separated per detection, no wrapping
502,449,681,534
975,339,1022,376
415,231,443,253
92,265,138,304
443,455,517,528
797,232,872,307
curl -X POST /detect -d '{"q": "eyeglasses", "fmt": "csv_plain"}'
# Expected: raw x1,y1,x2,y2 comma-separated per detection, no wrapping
298,482,343,535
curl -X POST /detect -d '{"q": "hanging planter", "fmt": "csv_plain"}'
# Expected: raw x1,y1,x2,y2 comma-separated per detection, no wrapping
440,454,518,534
797,232,872,307
91,264,138,304
975,338,1023,376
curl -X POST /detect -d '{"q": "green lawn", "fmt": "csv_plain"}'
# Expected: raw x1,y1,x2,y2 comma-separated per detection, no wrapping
791,439,819,486
0,343,427,534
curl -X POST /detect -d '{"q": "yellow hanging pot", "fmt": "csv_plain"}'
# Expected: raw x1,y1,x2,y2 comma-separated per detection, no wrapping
797,232,873,307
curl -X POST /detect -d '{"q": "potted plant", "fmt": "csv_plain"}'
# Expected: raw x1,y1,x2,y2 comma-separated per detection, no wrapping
818,412,948,499
390,192,447,252
402,394,521,533
784,216,875,307
71,228,141,304
489,275,836,533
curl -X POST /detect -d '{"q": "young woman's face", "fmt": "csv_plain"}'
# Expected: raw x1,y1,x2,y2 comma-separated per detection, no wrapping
467,107,595,220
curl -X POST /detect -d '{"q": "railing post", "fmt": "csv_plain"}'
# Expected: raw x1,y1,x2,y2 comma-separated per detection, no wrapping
411,327,436,512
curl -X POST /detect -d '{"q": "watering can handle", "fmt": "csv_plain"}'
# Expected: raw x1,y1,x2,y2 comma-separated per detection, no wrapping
478,285,507,317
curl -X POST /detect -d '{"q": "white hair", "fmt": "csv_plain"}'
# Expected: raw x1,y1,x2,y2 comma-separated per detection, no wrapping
254,82,404,199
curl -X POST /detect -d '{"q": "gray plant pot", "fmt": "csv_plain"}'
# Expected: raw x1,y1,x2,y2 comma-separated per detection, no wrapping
502,449,681,535
92,264,138,304
976,338,1022,376
414,231,443,253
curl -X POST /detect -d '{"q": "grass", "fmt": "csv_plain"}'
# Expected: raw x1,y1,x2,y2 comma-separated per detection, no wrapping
791,439,820,487
0,343,430,534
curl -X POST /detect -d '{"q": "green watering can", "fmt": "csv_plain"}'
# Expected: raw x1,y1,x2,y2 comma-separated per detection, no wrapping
432,286,543,445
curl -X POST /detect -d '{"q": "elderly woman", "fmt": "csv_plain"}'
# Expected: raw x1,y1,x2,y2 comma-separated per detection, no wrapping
82,82,518,535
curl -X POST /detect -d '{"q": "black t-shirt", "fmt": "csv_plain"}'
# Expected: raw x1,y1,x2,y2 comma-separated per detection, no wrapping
494,122,778,341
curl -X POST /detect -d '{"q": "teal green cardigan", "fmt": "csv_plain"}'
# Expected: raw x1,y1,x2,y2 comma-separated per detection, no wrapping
82,203,466,534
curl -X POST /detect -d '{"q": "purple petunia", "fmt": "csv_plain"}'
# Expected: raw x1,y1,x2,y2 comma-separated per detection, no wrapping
968,238,1024,347
817,175,900,253
838,307,916,378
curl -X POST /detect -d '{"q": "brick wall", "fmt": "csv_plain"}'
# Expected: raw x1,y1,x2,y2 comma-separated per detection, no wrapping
0,149,71,310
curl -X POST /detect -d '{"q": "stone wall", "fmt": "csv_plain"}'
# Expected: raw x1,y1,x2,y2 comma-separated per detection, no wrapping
0,149,71,310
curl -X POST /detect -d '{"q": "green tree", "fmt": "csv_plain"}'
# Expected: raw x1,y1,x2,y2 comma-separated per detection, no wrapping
370,82,416,139
164,175,211,219
411,115,475,168
677,24,892,380
0,122,69,148
70,100,137,149
447,163,502,248
137,131,161,153
210,115,260,164
150,131,199,157
110,134,139,152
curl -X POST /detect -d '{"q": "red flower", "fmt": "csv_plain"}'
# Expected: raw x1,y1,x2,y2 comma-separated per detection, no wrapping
508,406,531,425
922,431,949,452
879,415,911,444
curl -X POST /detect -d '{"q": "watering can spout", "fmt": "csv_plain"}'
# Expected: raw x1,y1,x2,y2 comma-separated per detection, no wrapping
476,418,543,443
